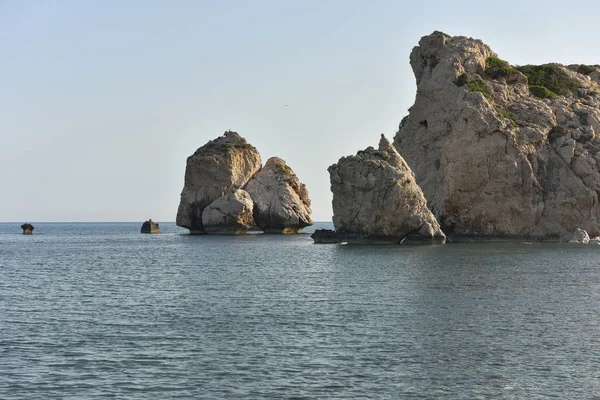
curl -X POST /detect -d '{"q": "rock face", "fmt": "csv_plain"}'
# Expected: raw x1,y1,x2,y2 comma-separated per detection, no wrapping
245,157,313,233
328,135,446,244
21,223,34,235
394,31,600,240
176,131,262,234
141,219,160,234
201,189,255,234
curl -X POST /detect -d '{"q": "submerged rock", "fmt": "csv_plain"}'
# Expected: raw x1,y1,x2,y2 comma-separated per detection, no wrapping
141,219,160,234
202,189,255,235
328,135,445,244
20,223,34,235
176,131,262,234
245,157,313,233
394,31,600,240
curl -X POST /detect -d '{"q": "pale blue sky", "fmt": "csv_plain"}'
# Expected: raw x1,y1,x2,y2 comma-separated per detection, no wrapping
1,0,598,222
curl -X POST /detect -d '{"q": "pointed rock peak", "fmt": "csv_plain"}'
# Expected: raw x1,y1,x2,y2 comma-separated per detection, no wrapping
378,134,392,151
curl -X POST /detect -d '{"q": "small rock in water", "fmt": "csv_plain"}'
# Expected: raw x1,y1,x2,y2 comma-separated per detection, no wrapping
569,228,590,244
311,229,341,244
21,223,34,235
141,219,160,234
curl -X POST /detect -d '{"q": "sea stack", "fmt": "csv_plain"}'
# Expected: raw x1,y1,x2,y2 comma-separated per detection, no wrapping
245,157,313,233
394,31,600,240
176,131,313,234
141,219,160,234
20,223,34,235
327,134,445,244
176,131,262,234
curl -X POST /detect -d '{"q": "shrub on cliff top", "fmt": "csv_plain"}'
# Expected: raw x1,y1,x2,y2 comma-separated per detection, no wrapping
516,64,582,96
485,56,520,80
578,64,597,75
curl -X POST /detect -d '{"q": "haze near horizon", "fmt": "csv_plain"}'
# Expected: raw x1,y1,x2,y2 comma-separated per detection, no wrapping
1,0,598,222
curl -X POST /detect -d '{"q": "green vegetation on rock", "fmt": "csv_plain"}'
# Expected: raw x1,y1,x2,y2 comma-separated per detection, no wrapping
578,64,597,75
485,56,519,79
497,108,516,122
454,73,490,98
529,85,558,99
516,64,582,96
432,30,451,38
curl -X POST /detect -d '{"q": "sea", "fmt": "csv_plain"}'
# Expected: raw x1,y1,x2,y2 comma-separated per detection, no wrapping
1,221,600,399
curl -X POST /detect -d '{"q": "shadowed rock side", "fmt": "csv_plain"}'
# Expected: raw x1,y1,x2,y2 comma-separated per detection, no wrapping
327,135,445,244
245,157,313,233
394,31,600,240
21,223,34,235
141,219,160,234
202,189,255,234
176,131,262,234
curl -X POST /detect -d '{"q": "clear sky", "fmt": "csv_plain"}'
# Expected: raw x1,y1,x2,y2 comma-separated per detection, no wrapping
1,0,598,222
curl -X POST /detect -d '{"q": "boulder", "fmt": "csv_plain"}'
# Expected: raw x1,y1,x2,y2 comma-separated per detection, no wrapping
201,189,255,235
328,134,445,244
311,229,342,244
141,219,160,234
20,223,34,235
176,131,262,234
394,31,600,240
245,157,313,233
569,228,590,243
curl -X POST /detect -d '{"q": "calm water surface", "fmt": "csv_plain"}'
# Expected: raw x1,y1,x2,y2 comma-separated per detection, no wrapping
1,222,600,398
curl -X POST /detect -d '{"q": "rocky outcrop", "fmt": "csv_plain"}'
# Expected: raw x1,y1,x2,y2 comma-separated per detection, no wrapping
141,219,160,234
176,131,313,234
327,135,445,244
311,229,342,244
394,31,600,240
21,223,34,235
176,131,262,234
245,157,313,233
201,189,255,234
569,228,590,243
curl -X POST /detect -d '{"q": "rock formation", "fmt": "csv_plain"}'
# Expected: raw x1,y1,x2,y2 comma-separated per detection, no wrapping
394,31,600,240
176,131,313,234
176,131,262,234
327,135,445,244
201,189,255,234
141,219,160,234
21,223,34,235
311,229,342,244
245,157,313,233
569,228,590,243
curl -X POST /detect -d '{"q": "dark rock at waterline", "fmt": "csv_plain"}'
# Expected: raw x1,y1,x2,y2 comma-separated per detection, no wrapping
311,229,342,244
141,219,160,234
21,223,34,235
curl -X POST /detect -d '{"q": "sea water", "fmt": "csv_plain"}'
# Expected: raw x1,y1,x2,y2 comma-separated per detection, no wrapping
1,222,600,398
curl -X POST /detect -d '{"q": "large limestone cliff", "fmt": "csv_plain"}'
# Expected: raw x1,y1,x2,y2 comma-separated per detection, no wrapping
394,31,600,239
245,157,313,233
176,131,262,234
328,135,445,244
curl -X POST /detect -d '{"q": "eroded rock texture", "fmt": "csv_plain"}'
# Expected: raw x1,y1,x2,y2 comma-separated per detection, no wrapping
176,131,262,234
245,157,313,233
394,31,600,240
328,135,445,244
